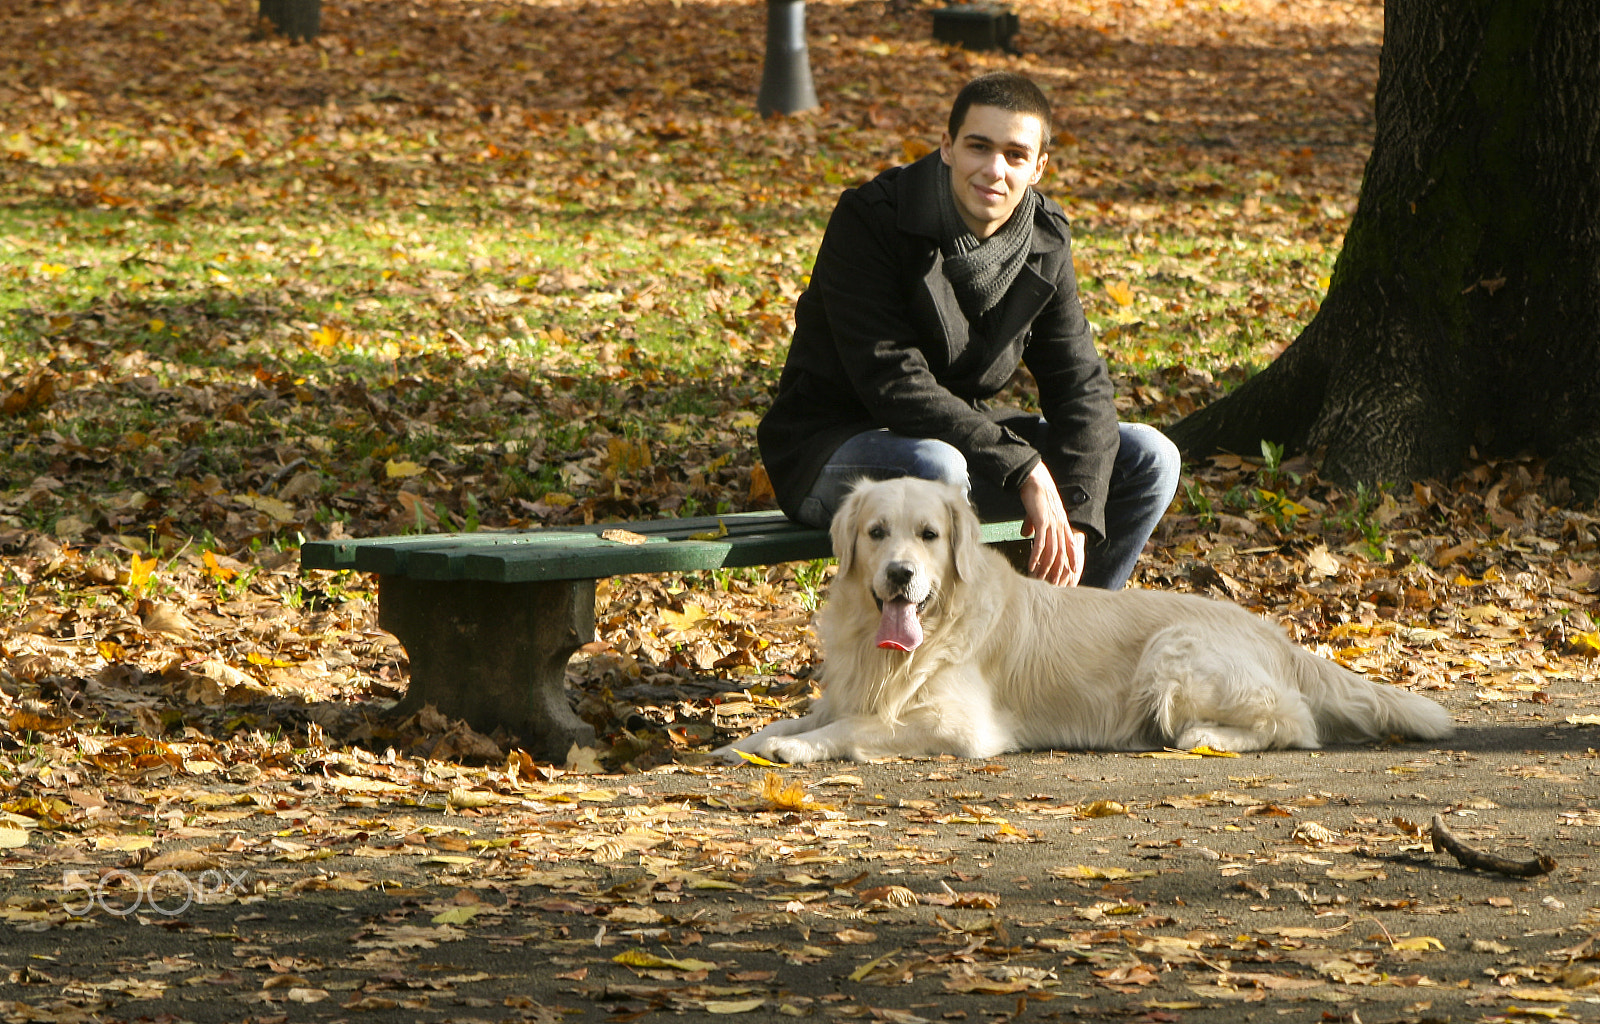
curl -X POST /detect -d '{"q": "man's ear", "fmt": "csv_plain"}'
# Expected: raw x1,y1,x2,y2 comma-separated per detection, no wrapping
1030,150,1048,186
939,131,954,166
830,483,863,578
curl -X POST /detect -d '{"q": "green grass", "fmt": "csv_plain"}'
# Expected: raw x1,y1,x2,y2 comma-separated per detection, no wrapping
0,0,1372,551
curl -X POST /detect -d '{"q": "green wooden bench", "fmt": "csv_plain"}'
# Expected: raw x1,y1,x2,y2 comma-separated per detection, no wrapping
299,511,1028,762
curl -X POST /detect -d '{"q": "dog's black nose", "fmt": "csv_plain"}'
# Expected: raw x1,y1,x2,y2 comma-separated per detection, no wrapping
884,562,915,589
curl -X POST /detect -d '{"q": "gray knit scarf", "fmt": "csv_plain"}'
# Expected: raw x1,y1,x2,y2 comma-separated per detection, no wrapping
935,163,1037,322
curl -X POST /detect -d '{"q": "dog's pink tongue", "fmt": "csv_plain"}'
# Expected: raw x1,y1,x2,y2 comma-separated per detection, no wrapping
876,598,923,652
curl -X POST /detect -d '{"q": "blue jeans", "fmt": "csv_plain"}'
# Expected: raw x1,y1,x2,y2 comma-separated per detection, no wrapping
796,421,1180,590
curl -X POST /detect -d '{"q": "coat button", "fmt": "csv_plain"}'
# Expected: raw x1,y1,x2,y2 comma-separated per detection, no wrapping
1066,485,1089,506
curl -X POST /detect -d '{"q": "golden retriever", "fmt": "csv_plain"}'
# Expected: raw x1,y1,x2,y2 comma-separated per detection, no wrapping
721,477,1453,763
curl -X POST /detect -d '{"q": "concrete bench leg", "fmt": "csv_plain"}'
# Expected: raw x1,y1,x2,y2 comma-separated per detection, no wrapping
377,575,598,763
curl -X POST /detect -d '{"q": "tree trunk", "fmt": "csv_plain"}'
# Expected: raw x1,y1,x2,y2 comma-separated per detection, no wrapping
1167,0,1600,499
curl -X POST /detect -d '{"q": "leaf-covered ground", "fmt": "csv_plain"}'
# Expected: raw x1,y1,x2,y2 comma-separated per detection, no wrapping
5,0,1600,1019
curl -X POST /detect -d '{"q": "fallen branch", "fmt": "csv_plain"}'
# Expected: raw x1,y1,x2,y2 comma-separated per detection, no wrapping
1430,813,1557,877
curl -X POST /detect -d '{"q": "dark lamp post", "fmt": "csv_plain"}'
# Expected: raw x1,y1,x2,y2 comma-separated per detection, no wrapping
758,0,819,116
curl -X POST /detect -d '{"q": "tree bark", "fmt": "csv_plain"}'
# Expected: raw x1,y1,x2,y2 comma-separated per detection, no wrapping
1167,0,1600,499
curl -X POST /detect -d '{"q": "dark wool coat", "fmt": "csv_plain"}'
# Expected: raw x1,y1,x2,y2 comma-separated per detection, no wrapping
757,151,1121,539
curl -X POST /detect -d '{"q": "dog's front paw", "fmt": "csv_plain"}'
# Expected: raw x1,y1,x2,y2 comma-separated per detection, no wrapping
753,736,832,765
1174,725,1271,753
709,740,814,765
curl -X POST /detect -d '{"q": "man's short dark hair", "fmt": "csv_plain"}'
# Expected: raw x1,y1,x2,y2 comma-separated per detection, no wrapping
948,72,1053,151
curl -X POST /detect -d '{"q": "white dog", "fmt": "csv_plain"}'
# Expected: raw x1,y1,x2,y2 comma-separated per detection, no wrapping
722,477,1453,763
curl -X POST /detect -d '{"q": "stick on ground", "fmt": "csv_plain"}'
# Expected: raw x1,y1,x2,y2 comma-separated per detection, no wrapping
1430,813,1557,877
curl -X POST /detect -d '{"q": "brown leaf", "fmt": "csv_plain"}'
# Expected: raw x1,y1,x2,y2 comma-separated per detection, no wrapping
138,599,197,640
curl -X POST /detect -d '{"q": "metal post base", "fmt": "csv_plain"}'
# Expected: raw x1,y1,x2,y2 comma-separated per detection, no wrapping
758,0,819,115
258,0,321,41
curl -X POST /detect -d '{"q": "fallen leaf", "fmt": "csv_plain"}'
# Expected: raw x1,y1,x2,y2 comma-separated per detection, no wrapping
385,459,426,479
612,949,716,972
1390,936,1445,951
704,998,766,1013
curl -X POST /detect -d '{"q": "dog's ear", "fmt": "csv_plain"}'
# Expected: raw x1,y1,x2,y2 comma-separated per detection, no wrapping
830,482,864,577
949,487,986,582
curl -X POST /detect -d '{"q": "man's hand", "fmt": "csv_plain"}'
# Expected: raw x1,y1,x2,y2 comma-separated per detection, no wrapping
1019,462,1086,586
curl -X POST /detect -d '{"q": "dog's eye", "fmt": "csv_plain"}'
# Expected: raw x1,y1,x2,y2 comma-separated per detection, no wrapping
921,528,939,542
867,525,887,541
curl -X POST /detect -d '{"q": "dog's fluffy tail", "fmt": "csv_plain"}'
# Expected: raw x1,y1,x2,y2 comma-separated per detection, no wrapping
1292,649,1454,743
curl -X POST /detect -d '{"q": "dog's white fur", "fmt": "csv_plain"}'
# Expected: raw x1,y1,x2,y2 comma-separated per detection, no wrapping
722,477,1454,764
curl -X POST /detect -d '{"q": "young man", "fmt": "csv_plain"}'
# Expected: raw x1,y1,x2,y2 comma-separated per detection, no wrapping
758,72,1179,590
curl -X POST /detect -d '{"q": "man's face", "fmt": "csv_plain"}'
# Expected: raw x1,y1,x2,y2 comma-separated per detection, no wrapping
939,104,1048,239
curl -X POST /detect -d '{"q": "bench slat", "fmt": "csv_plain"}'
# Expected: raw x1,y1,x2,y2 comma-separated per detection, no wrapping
302,516,1027,582
301,510,801,573
355,532,631,577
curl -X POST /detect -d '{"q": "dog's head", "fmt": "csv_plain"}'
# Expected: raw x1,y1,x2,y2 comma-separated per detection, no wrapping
829,477,985,652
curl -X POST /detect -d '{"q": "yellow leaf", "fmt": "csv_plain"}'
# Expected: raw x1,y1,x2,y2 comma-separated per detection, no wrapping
542,491,576,507
749,463,776,504
246,652,292,668
660,603,709,634
1078,800,1126,818
611,949,716,972
234,492,295,523
756,772,812,811
203,550,236,582
849,951,898,982
1390,936,1444,951
385,459,426,479
902,137,933,163
147,319,166,332
1105,281,1135,307
1327,866,1385,881
325,774,410,794
1566,715,1600,726
1257,490,1309,518
704,998,766,1013
602,437,652,476
0,828,28,849
1136,749,1202,759
431,906,484,925
728,748,779,767
92,835,155,852
689,520,729,541
731,412,761,430
1504,989,1578,1004
1050,864,1157,880
1189,745,1240,758
1571,631,1600,657
128,552,156,587
309,323,353,349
